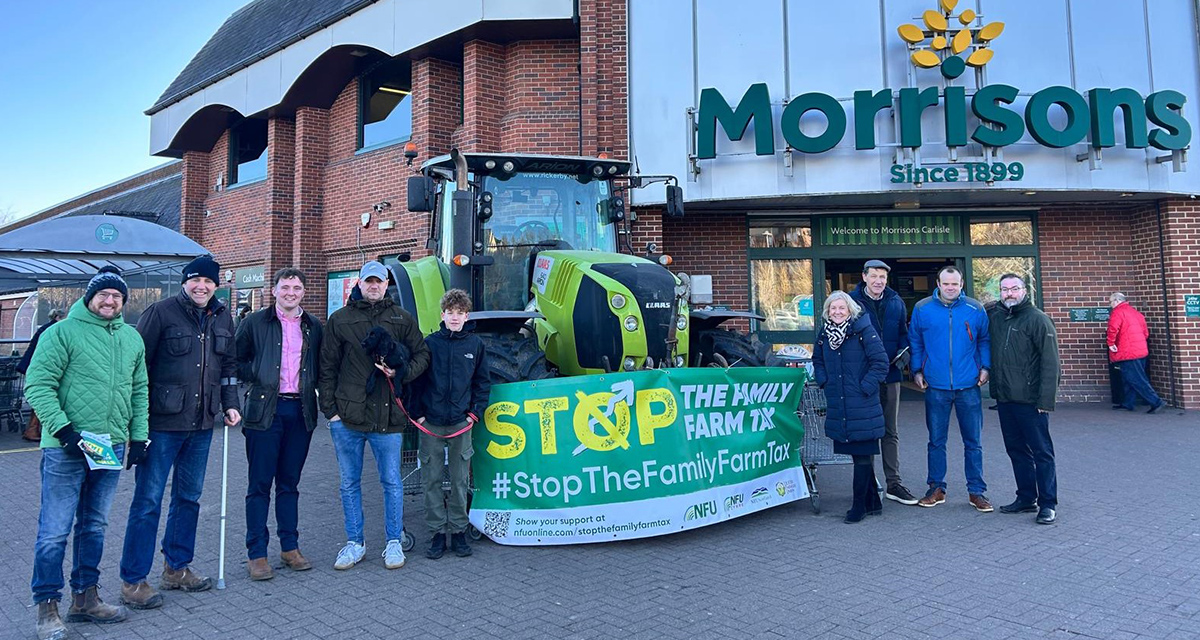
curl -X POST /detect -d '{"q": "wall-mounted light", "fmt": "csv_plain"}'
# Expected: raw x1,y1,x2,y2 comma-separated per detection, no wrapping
378,87,410,96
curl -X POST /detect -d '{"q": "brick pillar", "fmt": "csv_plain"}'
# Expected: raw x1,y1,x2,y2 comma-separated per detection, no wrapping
180,150,210,245
294,106,329,318
579,0,628,159
412,57,463,161
1153,199,1200,408
455,41,503,152
262,116,296,308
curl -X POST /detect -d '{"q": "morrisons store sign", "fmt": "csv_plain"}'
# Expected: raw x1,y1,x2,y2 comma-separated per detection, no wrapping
820,215,961,246
696,3,1191,172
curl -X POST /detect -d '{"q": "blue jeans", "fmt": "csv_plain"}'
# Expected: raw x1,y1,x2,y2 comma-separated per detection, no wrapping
329,420,404,543
120,429,213,584
32,444,125,603
244,399,313,558
997,402,1057,508
1119,358,1162,410
924,386,986,495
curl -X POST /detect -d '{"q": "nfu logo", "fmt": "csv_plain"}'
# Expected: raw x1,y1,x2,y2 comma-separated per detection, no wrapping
684,500,718,521
724,494,745,512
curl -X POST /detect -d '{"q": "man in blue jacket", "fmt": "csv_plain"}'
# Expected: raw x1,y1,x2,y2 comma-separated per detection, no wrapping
908,266,993,512
850,260,917,506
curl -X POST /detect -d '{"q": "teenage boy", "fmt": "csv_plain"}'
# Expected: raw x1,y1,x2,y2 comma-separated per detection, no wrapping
410,289,491,559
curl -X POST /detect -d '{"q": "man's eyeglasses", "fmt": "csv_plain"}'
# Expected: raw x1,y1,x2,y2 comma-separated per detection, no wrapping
91,292,123,302
1000,286,1025,293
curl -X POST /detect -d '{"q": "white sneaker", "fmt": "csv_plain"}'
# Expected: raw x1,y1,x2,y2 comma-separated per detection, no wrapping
382,539,406,569
333,542,365,570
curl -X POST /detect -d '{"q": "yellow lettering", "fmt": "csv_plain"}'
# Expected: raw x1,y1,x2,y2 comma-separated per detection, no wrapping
484,401,523,459
636,387,677,445
523,396,568,455
573,391,631,452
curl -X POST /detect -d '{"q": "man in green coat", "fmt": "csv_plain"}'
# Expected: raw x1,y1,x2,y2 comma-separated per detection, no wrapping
25,266,149,640
988,273,1060,526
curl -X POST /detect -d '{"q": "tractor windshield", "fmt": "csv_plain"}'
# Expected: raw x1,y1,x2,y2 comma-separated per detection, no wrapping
479,172,616,310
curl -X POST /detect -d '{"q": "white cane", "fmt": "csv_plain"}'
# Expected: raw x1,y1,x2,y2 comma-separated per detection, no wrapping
216,419,230,590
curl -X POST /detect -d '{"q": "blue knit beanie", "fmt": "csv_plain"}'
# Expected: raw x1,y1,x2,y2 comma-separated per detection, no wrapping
85,265,128,305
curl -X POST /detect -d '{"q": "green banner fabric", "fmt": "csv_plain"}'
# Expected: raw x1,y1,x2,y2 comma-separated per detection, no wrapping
819,215,961,245
468,367,808,545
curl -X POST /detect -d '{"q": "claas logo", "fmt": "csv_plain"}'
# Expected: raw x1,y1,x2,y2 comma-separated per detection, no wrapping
898,0,1004,80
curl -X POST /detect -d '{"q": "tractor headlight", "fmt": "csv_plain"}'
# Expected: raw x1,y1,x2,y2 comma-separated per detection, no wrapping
502,161,515,173
623,357,636,371
623,315,638,332
676,315,687,331
610,293,626,309
484,160,496,170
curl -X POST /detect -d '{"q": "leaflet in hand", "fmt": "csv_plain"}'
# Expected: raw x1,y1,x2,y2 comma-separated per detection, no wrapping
78,431,122,471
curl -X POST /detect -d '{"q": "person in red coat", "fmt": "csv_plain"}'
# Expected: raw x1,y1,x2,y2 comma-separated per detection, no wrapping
1106,293,1165,413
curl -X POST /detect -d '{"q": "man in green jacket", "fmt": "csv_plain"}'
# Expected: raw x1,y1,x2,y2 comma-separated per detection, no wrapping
319,261,429,571
988,273,1060,526
25,266,149,640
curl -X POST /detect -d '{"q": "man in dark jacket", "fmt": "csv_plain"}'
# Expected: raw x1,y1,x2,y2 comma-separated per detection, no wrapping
319,261,429,571
989,274,1060,525
234,268,323,580
119,255,241,610
850,260,917,506
409,288,491,559
17,309,63,442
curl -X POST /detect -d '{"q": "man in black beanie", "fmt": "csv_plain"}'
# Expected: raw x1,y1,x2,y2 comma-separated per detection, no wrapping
119,255,241,610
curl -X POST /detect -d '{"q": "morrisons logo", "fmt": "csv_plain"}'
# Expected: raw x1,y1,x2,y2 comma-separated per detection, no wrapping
696,0,1190,159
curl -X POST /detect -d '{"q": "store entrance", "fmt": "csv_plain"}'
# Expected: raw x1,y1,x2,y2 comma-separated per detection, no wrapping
824,257,958,317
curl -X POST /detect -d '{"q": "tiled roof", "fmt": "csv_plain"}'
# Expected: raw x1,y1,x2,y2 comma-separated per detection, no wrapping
149,0,375,114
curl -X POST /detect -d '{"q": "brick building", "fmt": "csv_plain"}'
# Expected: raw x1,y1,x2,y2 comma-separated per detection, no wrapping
151,0,1199,408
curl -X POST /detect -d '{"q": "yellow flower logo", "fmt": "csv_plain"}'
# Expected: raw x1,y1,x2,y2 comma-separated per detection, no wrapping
898,0,1004,79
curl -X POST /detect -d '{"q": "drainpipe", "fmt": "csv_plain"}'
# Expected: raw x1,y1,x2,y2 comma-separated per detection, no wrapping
1155,200,1179,408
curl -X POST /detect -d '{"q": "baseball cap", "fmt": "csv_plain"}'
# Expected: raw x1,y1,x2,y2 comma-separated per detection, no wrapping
359,261,389,282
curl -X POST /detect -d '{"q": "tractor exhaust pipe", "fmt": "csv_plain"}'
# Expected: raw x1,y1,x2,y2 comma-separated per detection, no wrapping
448,148,474,294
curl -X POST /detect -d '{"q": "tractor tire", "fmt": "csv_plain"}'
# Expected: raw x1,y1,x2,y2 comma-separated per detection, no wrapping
480,333,556,384
695,328,771,368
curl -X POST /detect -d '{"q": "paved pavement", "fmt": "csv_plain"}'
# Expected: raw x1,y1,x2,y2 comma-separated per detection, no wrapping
1,402,1198,640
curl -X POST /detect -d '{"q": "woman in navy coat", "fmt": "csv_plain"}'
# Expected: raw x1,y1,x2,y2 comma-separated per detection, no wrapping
813,291,890,523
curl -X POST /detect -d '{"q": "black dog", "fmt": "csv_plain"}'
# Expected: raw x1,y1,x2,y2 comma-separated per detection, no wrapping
361,326,410,397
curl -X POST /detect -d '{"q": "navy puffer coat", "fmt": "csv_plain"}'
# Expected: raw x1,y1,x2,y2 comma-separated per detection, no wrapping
813,313,889,443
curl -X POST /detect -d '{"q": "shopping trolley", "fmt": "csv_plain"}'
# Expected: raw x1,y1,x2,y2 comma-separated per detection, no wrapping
0,357,26,433
797,381,852,514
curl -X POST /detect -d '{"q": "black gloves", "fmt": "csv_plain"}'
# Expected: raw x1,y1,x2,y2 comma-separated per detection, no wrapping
56,424,84,457
126,440,150,470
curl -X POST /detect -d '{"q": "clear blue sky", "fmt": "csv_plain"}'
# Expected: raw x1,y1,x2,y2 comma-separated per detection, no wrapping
0,0,249,222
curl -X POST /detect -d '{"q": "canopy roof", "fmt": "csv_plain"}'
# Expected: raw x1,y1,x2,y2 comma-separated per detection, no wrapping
0,215,207,293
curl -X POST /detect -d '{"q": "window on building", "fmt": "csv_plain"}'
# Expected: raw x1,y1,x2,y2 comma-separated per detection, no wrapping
229,118,268,185
970,216,1033,245
751,259,815,332
359,57,412,150
749,221,812,248
972,256,1037,306
12,292,39,340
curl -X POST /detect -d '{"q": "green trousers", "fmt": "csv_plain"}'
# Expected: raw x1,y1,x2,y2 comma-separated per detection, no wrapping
418,423,474,535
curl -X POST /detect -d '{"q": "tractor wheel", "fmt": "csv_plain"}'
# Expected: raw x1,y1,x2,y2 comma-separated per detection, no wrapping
480,333,556,384
695,328,770,368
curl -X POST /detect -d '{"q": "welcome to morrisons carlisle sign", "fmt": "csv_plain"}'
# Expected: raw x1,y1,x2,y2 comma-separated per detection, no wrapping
696,82,1192,182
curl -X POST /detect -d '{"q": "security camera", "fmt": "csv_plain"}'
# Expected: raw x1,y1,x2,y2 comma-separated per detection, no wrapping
372,200,392,213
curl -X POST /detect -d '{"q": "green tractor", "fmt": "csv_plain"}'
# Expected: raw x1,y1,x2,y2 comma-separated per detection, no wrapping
388,150,769,383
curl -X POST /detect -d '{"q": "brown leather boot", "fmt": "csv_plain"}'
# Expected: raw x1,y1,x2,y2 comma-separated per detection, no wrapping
161,565,212,592
36,600,66,640
119,581,163,610
66,585,128,623
247,557,274,581
280,549,313,571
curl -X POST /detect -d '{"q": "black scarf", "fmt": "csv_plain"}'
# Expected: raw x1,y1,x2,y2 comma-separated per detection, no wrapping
824,319,850,351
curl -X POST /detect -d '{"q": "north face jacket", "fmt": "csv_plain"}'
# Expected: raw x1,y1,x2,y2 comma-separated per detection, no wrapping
25,297,149,448
409,321,491,429
988,297,1061,411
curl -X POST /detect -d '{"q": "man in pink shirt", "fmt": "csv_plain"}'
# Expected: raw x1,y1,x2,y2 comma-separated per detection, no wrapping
234,268,324,580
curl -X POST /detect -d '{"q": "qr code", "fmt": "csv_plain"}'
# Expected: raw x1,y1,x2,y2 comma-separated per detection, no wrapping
483,511,510,538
